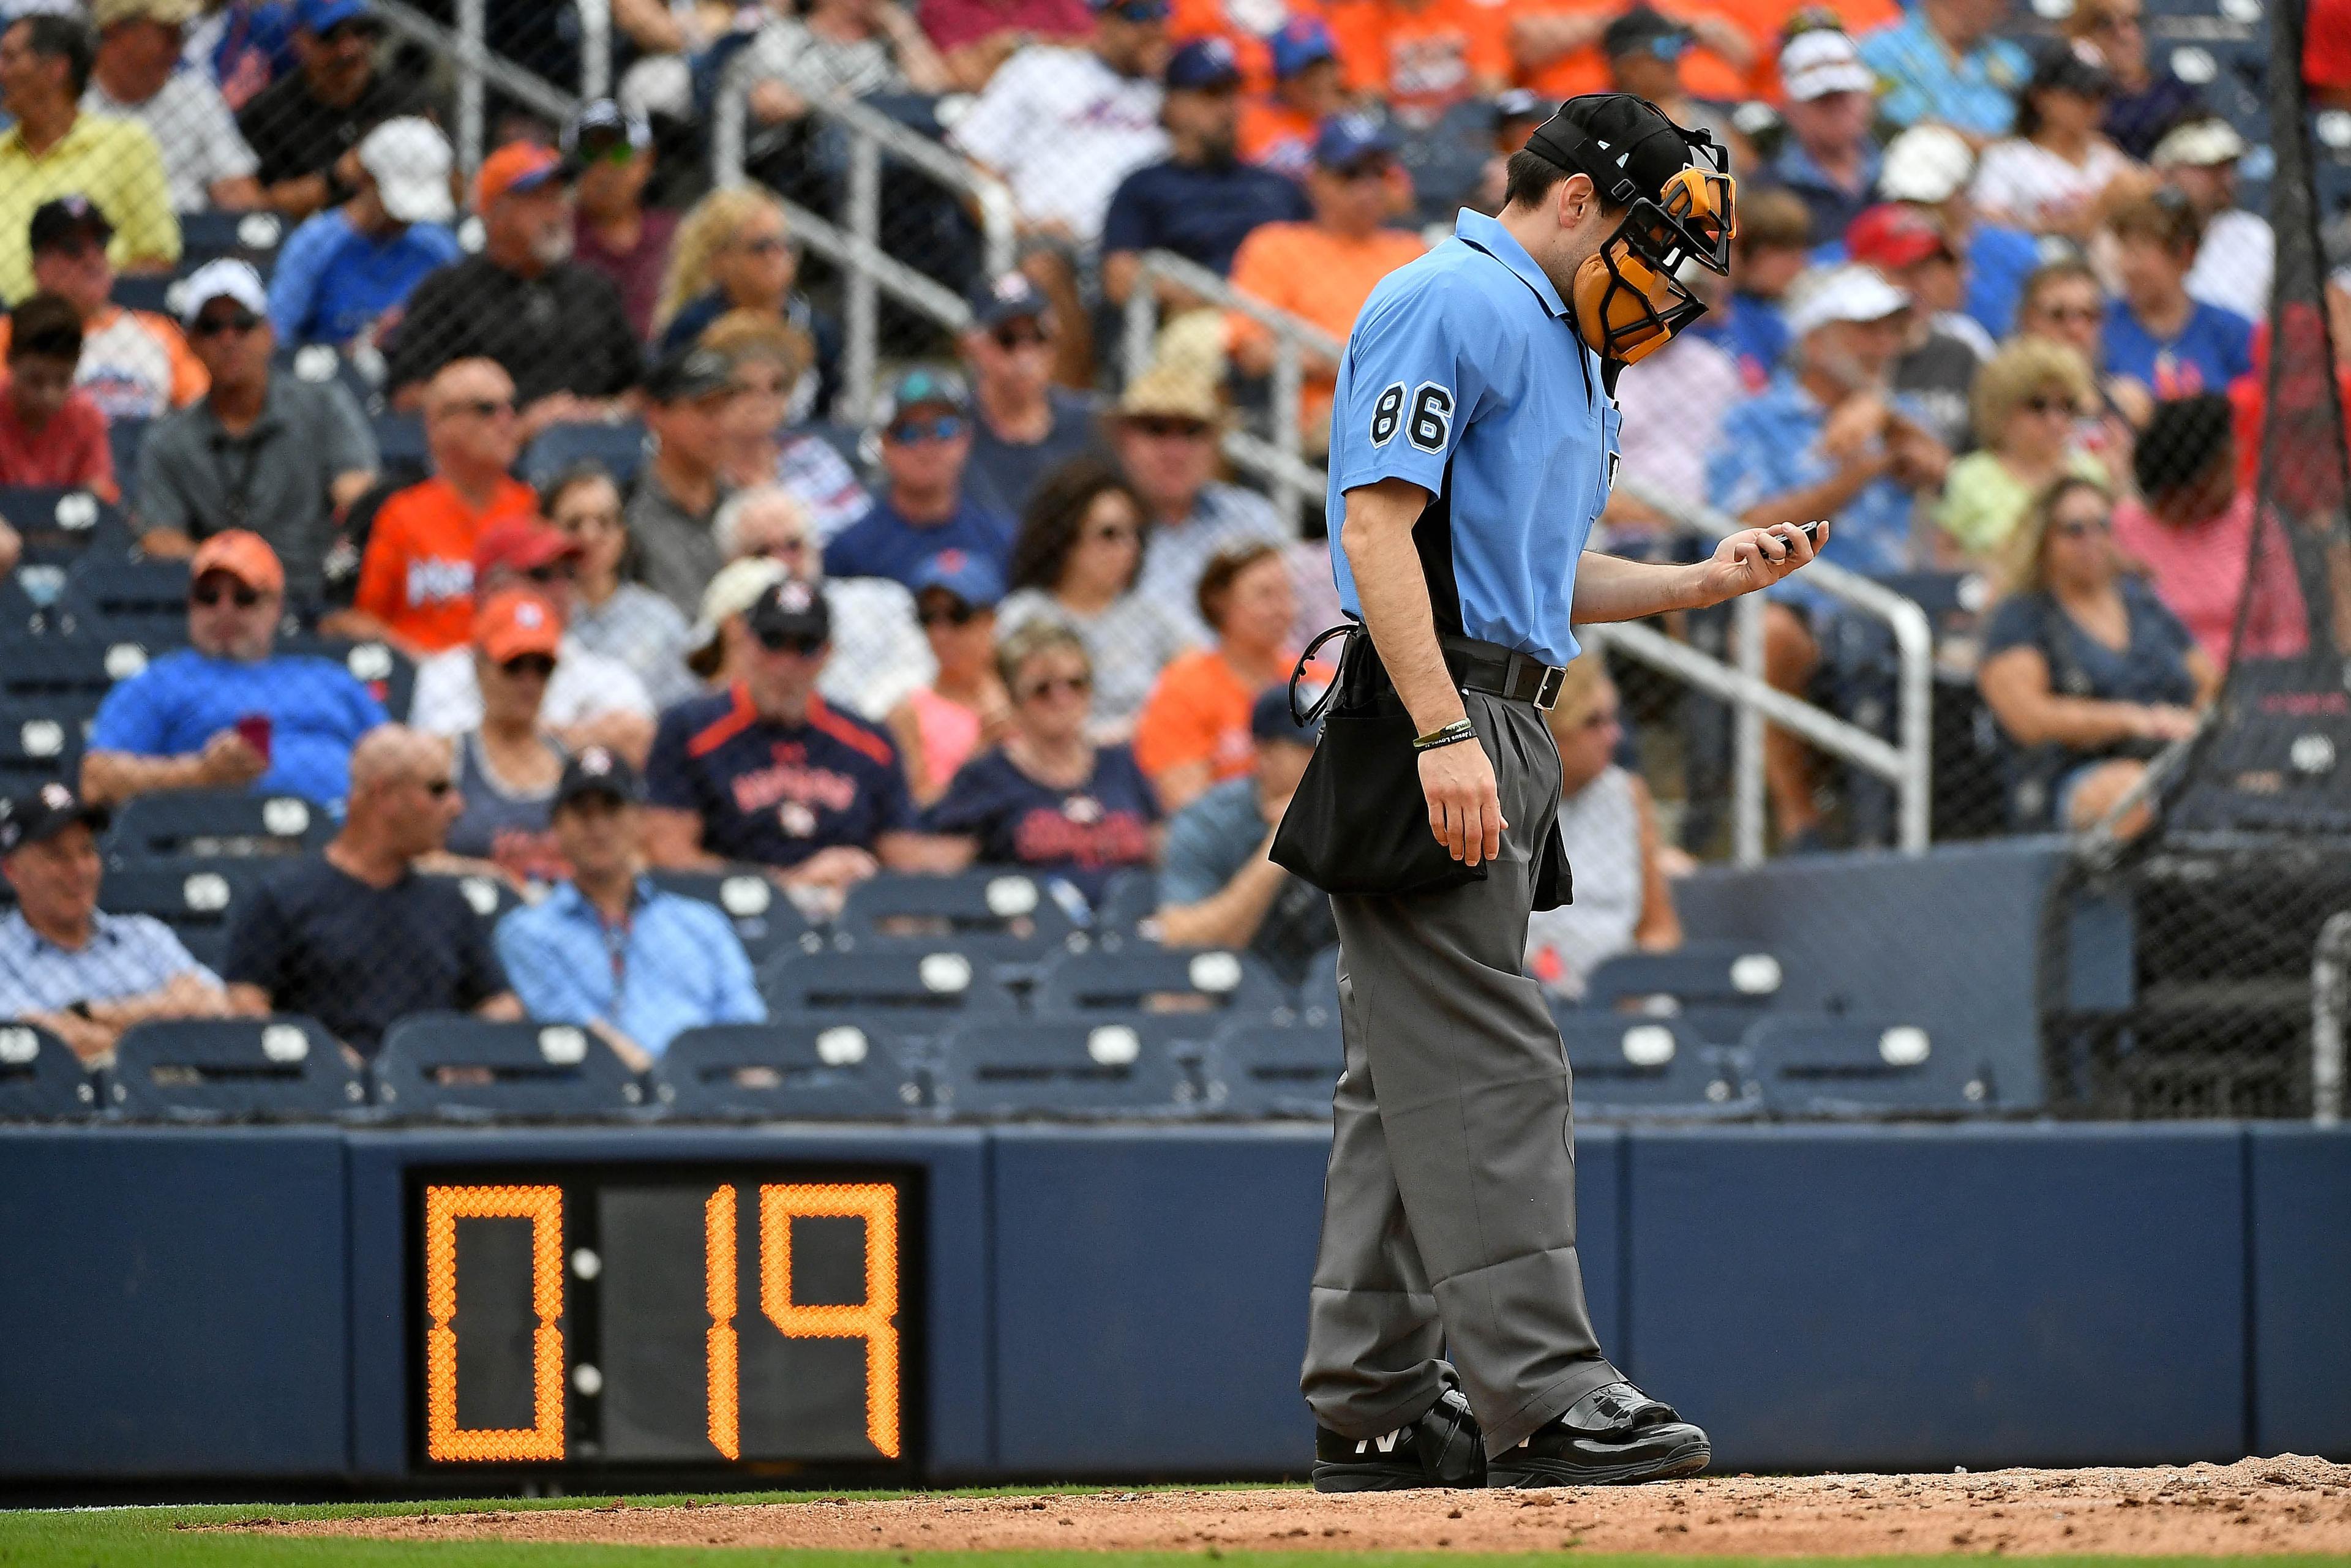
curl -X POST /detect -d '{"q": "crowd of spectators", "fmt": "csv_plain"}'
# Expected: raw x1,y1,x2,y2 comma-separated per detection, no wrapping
0,0,2315,1063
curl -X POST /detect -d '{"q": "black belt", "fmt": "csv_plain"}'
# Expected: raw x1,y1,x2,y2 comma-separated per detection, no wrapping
1440,633,1567,710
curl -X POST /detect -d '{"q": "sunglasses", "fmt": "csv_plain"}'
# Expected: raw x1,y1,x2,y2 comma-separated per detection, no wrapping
40,236,106,262
1086,522,1138,546
190,585,263,608
2088,9,2141,29
525,561,576,583
192,311,261,338
555,508,622,531
758,536,811,558
1128,416,1212,440
2036,304,2103,324
992,323,1049,350
2023,394,2077,416
420,777,454,797
500,653,557,679
2054,515,2112,538
446,397,515,419
888,415,965,445
1335,159,1393,182
1019,673,1092,702
756,628,827,656
919,602,980,628
575,132,637,165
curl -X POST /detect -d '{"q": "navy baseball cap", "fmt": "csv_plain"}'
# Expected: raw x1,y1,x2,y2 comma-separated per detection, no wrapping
1166,37,1242,90
29,195,113,254
553,746,645,811
294,0,375,32
1314,114,1398,170
645,345,735,403
563,97,651,158
912,549,1005,610
967,271,1049,329
0,781,108,857
876,367,970,424
1270,17,1336,80
745,576,833,645
1251,685,1321,745
1603,5,1690,59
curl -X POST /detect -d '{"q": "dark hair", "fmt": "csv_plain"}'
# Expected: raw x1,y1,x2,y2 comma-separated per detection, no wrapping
13,13,96,99
536,459,620,519
2133,394,2233,498
2107,189,2202,256
2019,256,2101,317
1500,148,1634,220
9,293,83,364
1196,540,1283,632
1007,456,1148,596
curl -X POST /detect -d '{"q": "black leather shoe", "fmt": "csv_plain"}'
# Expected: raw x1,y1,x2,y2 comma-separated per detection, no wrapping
1487,1381,1709,1487
1311,1388,1488,1492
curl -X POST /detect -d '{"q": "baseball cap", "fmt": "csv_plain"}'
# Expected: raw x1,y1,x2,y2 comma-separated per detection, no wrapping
1784,263,1911,337
92,0,198,28
178,258,269,326
358,117,455,226
911,549,1005,610
1118,363,1222,423
474,140,566,209
473,517,579,579
1089,0,1169,18
689,557,788,661
294,0,375,33
553,745,645,811
1491,88,1547,131
644,345,736,403
876,367,970,425
1270,16,1336,80
744,576,833,646
563,97,651,159
967,270,1049,329
1314,113,1398,170
1166,37,1242,89
2029,41,2115,100
473,587,564,662
1604,6,1690,59
1525,93,1706,211
1877,125,1974,204
28,194,113,255
0,782,108,858
2151,117,2249,170
1251,684,1321,745
1779,28,1871,101
1845,203,1952,271
190,528,287,595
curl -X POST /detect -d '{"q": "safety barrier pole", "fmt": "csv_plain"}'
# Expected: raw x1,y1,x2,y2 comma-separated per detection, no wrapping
2312,912,2351,1125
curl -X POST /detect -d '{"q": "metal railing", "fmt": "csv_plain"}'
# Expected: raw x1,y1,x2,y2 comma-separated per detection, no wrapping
2313,910,2351,1125
373,0,580,182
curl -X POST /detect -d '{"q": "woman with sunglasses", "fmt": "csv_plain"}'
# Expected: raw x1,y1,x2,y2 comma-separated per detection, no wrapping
541,462,699,710
653,187,839,416
701,309,874,541
999,457,1193,743
1976,475,2218,835
919,621,1160,903
1133,539,1295,812
886,556,1011,806
1934,338,2113,565
442,588,572,888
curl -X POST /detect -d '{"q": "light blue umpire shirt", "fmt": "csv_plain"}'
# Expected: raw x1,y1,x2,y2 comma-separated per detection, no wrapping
494,877,766,1057
1328,207,1619,671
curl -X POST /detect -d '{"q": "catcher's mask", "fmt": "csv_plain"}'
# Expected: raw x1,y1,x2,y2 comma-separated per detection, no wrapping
1523,98,1736,365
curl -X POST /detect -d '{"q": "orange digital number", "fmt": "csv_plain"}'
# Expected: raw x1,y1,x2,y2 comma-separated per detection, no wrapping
423,1184,566,1462
705,1184,741,1460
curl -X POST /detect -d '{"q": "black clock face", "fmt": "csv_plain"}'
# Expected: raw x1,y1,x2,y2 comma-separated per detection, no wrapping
411,1166,920,1474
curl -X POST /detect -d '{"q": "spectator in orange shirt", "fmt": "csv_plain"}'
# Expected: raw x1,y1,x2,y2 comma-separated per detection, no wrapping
1171,0,1329,94
0,293,114,500
1133,540,1297,810
1240,16,1346,179
346,357,537,655
1515,0,1881,107
1326,0,1505,127
1226,114,1426,446
0,195,204,422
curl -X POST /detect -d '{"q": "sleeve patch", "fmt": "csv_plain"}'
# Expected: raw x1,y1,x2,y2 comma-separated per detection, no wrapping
1369,381,1405,447
1407,382,1455,454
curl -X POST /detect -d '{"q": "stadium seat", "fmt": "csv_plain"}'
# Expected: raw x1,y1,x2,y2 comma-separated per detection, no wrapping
1584,939,1788,1014
833,871,1084,958
372,414,427,468
1209,1019,1340,1119
934,1016,1198,1118
0,1021,101,1119
520,420,649,488
111,274,173,315
425,871,525,924
653,1021,920,1119
0,571,41,637
179,209,285,266
276,635,416,721
1031,948,1291,1022
279,343,383,418
0,486,130,568
96,859,276,971
51,556,193,643
1298,942,1341,1029
372,1015,648,1120
106,418,147,506
0,634,158,702
1089,868,1159,948
1553,1013,1755,1119
1742,1013,1998,1118
757,948,1019,1022
105,790,330,865
642,868,822,966
107,1016,364,1121
0,698,84,795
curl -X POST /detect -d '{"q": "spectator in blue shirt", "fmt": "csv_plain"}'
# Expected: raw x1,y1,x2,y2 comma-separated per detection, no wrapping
267,115,463,347
1704,186,1812,388
496,747,763,1063
1101,38,1311,312
822,369,1018,590
1875,124,2040,342
1766,29,1880,249
0,781,228,1062
921,621,1159,904
959,272,1110,520
2101,191,2254,402
1856,0,2032,138
82,530,388,812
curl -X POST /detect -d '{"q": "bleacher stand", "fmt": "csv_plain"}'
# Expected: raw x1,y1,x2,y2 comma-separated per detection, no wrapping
103,789,329,865
1550,1012,1756,1120
372,1016,646,1121
1743,1014,1998,1118
0,1021,100,1119
107,1015,363,1120
654,1019,921,1119
92,858,273,970
935,1016,1200,1119
642,867,824,966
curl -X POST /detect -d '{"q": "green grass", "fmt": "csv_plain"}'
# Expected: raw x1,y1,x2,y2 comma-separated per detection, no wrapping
2,1496,2348,1568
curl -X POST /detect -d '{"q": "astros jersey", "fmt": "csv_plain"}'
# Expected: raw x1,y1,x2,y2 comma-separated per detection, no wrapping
1327,207,1618,669
646,685,916,868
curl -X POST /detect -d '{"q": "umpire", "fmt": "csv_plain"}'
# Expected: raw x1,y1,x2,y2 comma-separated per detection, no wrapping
1293,94,1824,1491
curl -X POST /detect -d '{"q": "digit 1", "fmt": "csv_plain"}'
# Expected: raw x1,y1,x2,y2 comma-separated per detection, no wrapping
705,1184,740,1461
760,1184,901,1458
422,1184,566,1462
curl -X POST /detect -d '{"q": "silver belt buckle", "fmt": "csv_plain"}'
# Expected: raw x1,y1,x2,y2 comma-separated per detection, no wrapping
1534,664,1565,710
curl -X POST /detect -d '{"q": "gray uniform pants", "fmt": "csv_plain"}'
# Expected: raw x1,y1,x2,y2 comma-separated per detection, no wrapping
1299,690,1621,1457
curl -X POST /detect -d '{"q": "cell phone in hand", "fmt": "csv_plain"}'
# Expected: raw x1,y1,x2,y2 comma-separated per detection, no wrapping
1792,519,1826,546
234,713,272,767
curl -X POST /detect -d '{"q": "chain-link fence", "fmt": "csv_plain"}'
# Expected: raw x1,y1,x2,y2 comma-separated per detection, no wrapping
0,0,2325,1120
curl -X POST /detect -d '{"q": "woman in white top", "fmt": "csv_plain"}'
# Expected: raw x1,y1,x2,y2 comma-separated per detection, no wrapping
1524,660,1682,1001
1971,46,2143,241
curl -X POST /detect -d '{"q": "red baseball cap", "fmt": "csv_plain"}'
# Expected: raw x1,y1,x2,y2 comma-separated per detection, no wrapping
190,528,285,595
473,588,564,662
473,141,566,208
472,518,579,579
1845,204,1953,271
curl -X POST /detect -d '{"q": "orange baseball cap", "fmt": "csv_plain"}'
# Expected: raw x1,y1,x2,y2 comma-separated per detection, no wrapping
189,529,285,595
473,141,566,208
473,588,564,662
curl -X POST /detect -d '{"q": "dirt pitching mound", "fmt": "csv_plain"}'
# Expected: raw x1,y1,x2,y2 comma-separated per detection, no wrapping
248,1455,2351,1555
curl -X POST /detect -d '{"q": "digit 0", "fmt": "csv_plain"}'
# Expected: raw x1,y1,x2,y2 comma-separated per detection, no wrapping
422,1184,566,1463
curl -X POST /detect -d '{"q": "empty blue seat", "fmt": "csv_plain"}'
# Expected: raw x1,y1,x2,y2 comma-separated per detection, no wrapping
654,1021,919,1119
757,948,1019,1022
110,275,173,315
642,868,822,965
276,635,416,721
52,555,193,642
108,1016,362,1120
0,571,41,637
0,487,130,568
0,1021,100,1119
425,871,525,924
107,419,148,506
0,699,84,795
833,870,1082,956
1089,868,1158,948
1743,1013,1997,1118
96,859,276,971
1032,948,1291,1023
936,1017,1197,1118
278,343,382,417
0,633,163,703
373,1015,647,1120
105,790,331,865
372,413,427,467
177,209,287,264
1209,1019,1340,1119
1584,939,1788,1013
1554,1013,1754,1119
520,420,648,487
1298,942,1341,1029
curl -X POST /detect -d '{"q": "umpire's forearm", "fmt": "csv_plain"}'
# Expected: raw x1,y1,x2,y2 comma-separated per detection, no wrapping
1570,549,1712,623
1341,479,1464,734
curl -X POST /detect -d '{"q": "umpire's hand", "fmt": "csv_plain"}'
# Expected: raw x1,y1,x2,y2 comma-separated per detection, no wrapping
1421,736,1505,866
1699,520,1828,602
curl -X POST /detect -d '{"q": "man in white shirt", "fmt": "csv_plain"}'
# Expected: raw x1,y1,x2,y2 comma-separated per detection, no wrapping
2155,118,2272,326
84,0,261,213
